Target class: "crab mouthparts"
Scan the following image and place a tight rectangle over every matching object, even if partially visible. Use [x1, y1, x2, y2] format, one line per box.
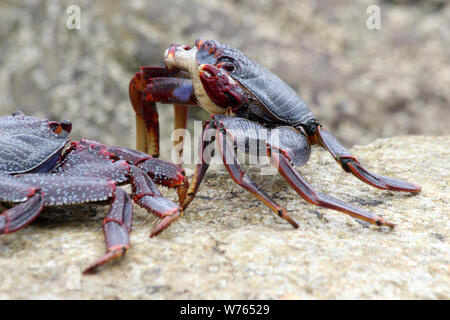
[198, 64, 227, 79]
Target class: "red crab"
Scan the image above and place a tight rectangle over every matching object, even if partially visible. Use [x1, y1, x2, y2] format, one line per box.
[0, 111, 187, 273]
[129, 39, 421, 231]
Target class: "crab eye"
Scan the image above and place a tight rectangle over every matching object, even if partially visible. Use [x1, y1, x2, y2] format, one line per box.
[219, 62, 236, 72]
[49, 120, 72, 137]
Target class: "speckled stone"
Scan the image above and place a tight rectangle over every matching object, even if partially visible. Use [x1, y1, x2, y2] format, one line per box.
[0, 136, 448, 299]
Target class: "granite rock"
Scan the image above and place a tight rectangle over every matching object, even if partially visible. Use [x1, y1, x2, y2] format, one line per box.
[0, 0, 449, 154]
[0, 136, 448, 299]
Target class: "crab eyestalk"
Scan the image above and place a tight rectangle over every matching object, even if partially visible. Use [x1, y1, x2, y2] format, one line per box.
[198, 64, 248, 112]
[49, 120, 72, 137]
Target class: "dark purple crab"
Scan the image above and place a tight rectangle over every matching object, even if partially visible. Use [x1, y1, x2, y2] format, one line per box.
[0, 111, 187, 273]
[129, 39, 421, 230]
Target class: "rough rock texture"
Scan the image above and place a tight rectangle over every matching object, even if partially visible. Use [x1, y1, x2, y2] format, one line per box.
[0, 136, 448, 299]
[0, 0, 449, 154]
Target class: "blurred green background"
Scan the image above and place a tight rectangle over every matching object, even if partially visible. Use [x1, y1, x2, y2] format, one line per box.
[0, 0, 449, 159]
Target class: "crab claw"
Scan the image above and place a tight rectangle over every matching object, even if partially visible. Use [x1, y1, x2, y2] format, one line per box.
[199, 64, 247, 111]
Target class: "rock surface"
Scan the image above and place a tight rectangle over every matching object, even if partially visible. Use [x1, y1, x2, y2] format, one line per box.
[0, 136, 448, 299]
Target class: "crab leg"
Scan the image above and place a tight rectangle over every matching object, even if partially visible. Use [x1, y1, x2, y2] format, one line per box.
[0, 178, 44, 233]
[8, 173, 136, 273]
[129, 166, 182, 237]
[83, 188, 133, 274]
[181, 121, 215, 210]
[137, 158, 189, 205]
[269, 149, 395, 229]
[313, 126, 421, 193]
[129, 67, 198, 157]
[139, 66, 172, 78]
[182, 117, 299, 227]
[104, 145, 189, 204]
[173, 105, 190, 164]
[143, 78, 196, 105]
[216, 129, 299, 228]
[130, 83, 159, 157]
[95, 143, 187, 230]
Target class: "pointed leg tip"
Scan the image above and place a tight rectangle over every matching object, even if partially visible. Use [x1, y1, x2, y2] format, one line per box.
[345, 161, 422, 194]
[82, 267, 97, 275]
[388, 181, 421, 193]
[82, 247, 127, 275]
[150, 210, 182, 238]
[83, 262, 102, 275]
[181, 198, 192, 211]
[376, 219, 395, 230]
[386, 222, 396, 230]
[277, 208, 299, 229]
[149, 226, 164, 238]
[287, 217, 299, 229]
[390, 184, 421, 194]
